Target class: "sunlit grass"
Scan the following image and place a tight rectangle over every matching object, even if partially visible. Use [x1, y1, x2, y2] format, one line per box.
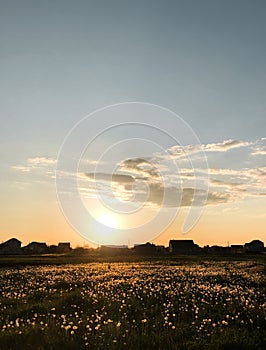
[0, 261, 265, 349]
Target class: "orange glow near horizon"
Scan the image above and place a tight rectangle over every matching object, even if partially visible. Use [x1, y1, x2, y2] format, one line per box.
[1, 195, 266, 249]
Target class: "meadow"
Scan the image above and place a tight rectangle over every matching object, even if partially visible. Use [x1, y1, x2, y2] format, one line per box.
[0, 259, 265, 349]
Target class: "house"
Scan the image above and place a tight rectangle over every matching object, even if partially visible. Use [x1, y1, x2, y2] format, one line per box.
[169, 240, 199, 254]
[0, 238, 22, 255]
[230, 245, 244, 254]
[134, 242, 157, 254]
[156, 245, 167, 253]
[48, 245, 58, 254]
[57, 242, 72, 253]
[244, 240, 264, 253]
[22, 242, 48, 255]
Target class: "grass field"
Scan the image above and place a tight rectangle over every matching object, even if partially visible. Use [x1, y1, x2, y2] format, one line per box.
[0, 257, 265, 349]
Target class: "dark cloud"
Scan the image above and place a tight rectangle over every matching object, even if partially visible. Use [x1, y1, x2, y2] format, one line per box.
[84, 170, 234, 208]
[85, 172, 135, 184]
[119, 158, 161, 179]
[145, 185, 231, 208]
[82, 139, 266, 207]
[210, 178, 244, 188]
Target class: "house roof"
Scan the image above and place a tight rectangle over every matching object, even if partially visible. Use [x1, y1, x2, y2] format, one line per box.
[245, 240, 264, 246]
[0, 238, 21, 246]
[169, 240, 196, 248]
[25, 242, 47, 247]
[134, 242, 156, 250]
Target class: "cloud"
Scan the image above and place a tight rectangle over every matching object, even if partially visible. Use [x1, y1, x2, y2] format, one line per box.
[82, 167, 233, 208]
[209, 178, 245, 189]
[203, 139, 251, 152]
[85, 172, 135, 184]
[252, 149, 266, 156]
[11, 156, 57, 184]
[251, 138, 266, 156]
[166, 139, 251, 161]
[169, 139, 246, 157]
[81, 169, 234, 208]
[13, 138, 266, 206]
[146, 186, 232, 208]
[80, 139, 266, 207]
[208, 166, 266, 182]
[27, 157, 57, 166]
[11, 165, 31, 172]
[208, 167, 266, 197]
[12, 157, 57, 172]
[118, 158, 162, 180]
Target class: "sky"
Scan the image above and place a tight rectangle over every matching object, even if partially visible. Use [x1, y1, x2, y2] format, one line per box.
[1, 0, 266, 248]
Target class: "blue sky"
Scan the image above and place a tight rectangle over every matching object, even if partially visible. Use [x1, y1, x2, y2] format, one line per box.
[1, 0, 266, 246]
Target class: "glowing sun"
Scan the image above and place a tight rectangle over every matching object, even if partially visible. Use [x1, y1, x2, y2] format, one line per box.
[97, 214, 117, 228]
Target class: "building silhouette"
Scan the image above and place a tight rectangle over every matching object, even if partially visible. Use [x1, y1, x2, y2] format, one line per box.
[0, 238, 21, 255]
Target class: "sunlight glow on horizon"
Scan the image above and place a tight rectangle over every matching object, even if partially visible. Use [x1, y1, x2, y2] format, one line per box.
[97, 213, 117, 229]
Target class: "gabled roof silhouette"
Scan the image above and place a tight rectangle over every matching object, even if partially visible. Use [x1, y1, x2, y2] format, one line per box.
[244, 239, 264, 246]
[0, 238, 21, 247]
[169, 240, 196, 247]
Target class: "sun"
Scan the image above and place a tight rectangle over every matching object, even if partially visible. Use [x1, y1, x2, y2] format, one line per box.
[97, 214, 117, 228]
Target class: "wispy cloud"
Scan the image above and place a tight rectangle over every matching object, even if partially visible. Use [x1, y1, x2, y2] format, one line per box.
[204, 139, 251, 152]
[166, 139, 251, 160]
[27, 157, 57, 166]
[85, 172, 135, 184]
[11, 156, 57, 184]
[13, 138, 266, 207]
[11, 165, 31, 172]
[12, 157, 57, 172]
[250, 138, 266, 156]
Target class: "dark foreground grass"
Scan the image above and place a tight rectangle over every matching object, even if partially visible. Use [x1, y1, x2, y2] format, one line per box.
[0, 252, 265, 268]
[0, 259, 265, 349]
